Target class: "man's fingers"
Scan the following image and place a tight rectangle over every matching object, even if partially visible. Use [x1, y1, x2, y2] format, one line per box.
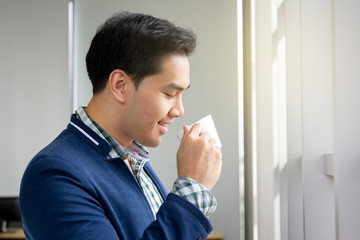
[199, 130, 212, 142]
[188, 123, 202, 136]
[208, 136, 217, 145]
[184, 123, 215, 144]
[183, 124, 190, 135]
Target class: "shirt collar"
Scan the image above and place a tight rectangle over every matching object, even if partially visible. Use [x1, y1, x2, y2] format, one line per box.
[75, 106, 150, 162]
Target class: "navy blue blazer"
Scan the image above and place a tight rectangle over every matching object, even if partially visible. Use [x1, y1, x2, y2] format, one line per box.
[19, 115, 212, 239]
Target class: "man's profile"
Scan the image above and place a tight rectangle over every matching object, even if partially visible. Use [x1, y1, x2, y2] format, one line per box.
[19, 12, 222, 239]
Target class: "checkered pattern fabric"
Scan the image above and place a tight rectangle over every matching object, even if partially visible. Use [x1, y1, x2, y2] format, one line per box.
[171, 177, 217, 217]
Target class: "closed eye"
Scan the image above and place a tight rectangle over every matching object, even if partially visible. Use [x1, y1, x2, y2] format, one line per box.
[165, 93, 175, 98]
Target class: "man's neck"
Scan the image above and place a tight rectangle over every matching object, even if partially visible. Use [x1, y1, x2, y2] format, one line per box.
[85, 95, 133, 147]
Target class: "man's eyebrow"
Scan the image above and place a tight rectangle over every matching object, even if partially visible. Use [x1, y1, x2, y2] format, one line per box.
[166, 82, 191, 91]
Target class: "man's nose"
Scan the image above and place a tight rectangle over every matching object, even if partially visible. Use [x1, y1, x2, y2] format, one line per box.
[169, 97, 184, 117]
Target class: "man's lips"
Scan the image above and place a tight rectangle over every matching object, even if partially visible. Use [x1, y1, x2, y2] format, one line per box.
[158, 120, 173, 134]
[158, 119, 173, 126]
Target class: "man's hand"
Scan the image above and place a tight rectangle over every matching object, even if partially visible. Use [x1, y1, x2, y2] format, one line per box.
[176, 123, 222, 190]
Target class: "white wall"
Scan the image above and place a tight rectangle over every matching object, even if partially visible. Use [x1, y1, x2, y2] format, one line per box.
[0, 0, 69, 196]
[244, 0, 360, 239]
[73, 0, 241, 239]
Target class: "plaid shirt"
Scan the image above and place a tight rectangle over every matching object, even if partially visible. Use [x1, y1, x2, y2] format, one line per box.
[75, 107, 216, 217]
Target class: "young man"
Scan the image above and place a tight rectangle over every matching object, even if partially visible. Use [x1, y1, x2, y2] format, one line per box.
[19, 12, 222, 239]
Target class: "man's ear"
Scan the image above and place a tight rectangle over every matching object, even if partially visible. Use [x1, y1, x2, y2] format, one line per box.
[108, 69, 132, 103]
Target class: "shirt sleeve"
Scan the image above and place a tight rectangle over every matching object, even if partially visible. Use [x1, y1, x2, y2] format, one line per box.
[170, 176, 217, 217]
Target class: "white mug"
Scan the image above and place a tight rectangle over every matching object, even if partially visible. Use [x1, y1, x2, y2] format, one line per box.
[176, 115, 222, 148]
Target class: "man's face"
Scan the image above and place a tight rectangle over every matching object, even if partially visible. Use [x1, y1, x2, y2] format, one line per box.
[122, 54, 190, 147]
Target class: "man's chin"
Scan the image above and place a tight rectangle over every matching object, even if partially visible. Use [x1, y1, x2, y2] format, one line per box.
[137, 137, 162, 148]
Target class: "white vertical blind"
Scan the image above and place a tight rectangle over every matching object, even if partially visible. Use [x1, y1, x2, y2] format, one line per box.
[285, 0, 304, 239]
[244, 0, 360, 239]
[334, 0, 360, 239]
[301, 0, 336, 239]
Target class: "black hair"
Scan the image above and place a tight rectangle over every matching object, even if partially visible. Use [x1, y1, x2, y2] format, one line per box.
[86, 12, 197, 94]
